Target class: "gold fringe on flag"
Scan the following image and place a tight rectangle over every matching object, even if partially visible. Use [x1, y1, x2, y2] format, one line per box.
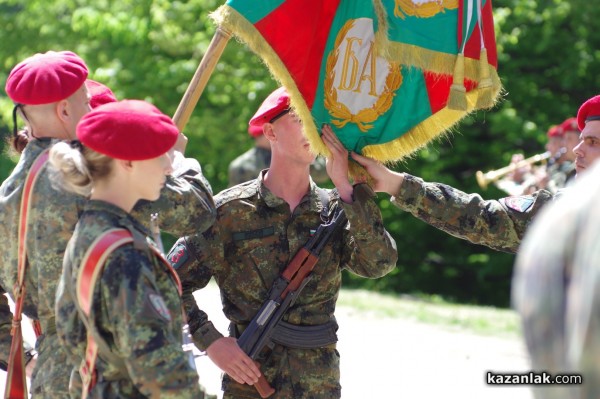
[211, 3, 503, 169]
[361, 69, 501, 163]
[211, 6, 330, 157]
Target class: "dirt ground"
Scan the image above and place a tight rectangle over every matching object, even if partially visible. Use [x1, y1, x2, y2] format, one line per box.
[1, 285, 534, 399]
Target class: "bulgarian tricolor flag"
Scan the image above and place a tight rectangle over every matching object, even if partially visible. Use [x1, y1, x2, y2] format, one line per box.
[211, 0, 501, 163]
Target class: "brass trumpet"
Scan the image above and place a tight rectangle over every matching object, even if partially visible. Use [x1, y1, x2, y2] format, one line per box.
[476, 151, 552, 190]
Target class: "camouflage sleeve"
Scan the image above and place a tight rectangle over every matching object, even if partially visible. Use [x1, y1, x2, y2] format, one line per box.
[167, 232, 223, 351]
[339, 184, 398, 278]
[391, 174, 555, 253]
[55, 269, 87, 371]
[132, 157, 216, 237]
[103, 248, 202, 398]
[0, 286, 12, 370]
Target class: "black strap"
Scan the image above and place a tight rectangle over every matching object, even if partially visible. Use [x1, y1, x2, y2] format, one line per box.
[230, 320, 338, 349]
[270, 320, 338, 349]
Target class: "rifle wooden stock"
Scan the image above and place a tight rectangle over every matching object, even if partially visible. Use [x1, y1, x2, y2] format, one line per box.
[254, 368, 276, 399]
[281, 250, 319, 297]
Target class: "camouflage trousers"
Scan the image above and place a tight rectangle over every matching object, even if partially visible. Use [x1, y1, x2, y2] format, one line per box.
[222, 344, 341, 399]
[30, 334, 70, 398]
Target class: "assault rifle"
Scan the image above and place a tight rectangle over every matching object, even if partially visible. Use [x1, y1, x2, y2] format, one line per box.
[237, 207, 348, 398]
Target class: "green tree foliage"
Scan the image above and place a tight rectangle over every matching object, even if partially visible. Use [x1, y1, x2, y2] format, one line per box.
[2, 0, 599, 306]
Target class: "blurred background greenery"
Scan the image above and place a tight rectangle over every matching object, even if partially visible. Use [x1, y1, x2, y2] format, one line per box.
[1, 0, 599, 307]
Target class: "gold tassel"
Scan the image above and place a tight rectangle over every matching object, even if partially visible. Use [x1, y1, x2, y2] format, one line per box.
[475, 48, 494, 109]
[447, 53, 467, 111]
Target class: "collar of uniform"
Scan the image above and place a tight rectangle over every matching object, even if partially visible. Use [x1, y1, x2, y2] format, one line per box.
[256, 170, 322, 212]
[21, 137, 53, 161]
[308, 179, 327, 213]
[84, 199, 151, 236]
[25, 137, 54, 152]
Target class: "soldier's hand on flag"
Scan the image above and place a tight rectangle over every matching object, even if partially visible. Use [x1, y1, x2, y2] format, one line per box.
[351, 152, 404, 196]
[206, 337, 261, 385]
[322, 124, 353, 203]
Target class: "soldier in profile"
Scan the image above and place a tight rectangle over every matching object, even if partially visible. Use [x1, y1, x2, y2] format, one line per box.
[52, 100, 212, 398]
[169, 87, 397, 398]
[227, 92, 329, 188]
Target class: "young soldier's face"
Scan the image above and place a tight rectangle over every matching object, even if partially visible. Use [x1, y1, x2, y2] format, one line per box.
[545, 136, 564, 157]
[131, 150, 174, 201]
[563, 131, 580, 162]
[271, 112, 316, 165]
[573, 120, 600, 175]
[64, 85, 92, 138]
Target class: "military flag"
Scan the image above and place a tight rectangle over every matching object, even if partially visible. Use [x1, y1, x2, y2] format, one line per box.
[211, 0, 501, 163]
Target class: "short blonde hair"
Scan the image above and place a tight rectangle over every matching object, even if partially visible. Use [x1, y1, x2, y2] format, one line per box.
[49, 141, 113, 196]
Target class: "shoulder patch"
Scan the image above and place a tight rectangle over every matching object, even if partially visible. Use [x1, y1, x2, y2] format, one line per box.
[501, 196, 535, 213]
[215, 181, 259, 208]
[148, 293, 171, 321]
[166, 242, 189, 269]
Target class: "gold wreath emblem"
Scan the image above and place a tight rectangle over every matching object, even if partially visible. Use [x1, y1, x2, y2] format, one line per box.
[324, 20, 402, 133]
[394, 0, 459, 19]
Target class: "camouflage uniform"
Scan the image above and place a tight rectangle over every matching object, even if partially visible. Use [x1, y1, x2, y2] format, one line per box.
[545, 160, 576, 194]
[228, 146, 329, 187]
[390, 173, 559, 253]
[0, 138, 215, 397]
[512, 162, 600, 399]
[168, 172, 397, 398]
[56, 200, 204, 398]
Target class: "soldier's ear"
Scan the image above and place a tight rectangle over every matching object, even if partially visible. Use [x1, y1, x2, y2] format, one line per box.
[114, 159, 133, 173]
[263, 122, 277, 142]
[55, 99, 69, 122]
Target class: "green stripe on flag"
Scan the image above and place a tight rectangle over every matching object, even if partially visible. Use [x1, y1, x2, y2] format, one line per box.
[383, 1, 459, 55]
[226, 0, 285, 24]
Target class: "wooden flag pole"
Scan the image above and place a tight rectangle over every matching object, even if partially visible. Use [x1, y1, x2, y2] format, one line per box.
[173, 26, 232, 131]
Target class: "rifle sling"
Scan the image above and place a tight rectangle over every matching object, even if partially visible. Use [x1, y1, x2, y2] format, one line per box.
[5, 149, 50, 399]
[67, 227, 183, 397]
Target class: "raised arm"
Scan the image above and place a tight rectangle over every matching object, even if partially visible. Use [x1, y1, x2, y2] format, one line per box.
[351, 152, 554, 253]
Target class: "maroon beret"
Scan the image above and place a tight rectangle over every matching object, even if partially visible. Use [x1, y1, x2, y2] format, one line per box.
[248, 124, 264, 138]
[5, 51, 88, 105]
[577, 95, 600, 130]
[558, 117, 579, 134]
[546, 125, 561, 138]
[77, 100, 179, 161]
[87, 79, 117, 109]
[249, 87, 290, 127]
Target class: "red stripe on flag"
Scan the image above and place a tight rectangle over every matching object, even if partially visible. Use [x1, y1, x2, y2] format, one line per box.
[425, 72, 477, 112]
[255, 0, 341, 108]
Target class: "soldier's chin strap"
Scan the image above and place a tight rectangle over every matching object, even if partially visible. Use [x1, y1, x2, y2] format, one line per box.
[12, 104, 20, 139]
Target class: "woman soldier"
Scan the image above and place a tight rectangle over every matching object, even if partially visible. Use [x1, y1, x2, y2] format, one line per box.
[0, 52, 214, 397]
[51, 99, 206, 398]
